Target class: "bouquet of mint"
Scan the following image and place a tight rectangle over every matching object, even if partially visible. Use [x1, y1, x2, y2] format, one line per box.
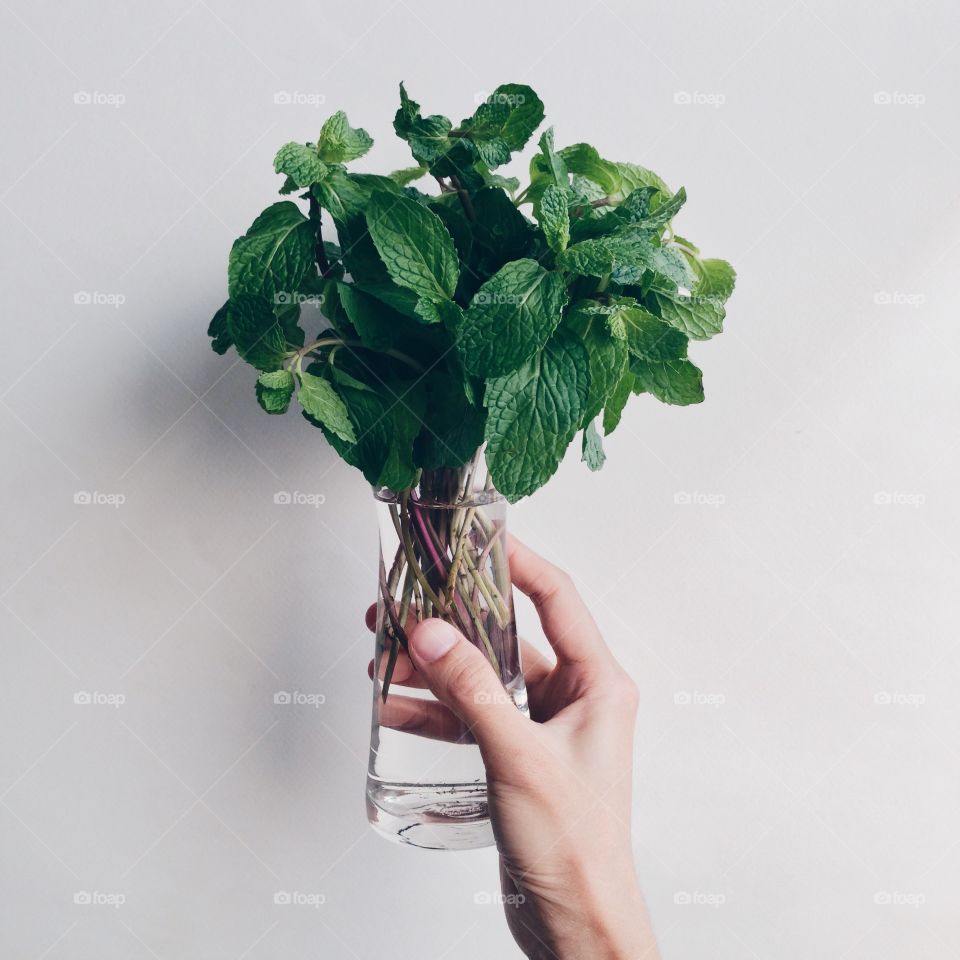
[207, 83, 734, 702]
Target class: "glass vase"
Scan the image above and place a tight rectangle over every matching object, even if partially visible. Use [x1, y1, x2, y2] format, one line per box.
[365, 452, 527, 850]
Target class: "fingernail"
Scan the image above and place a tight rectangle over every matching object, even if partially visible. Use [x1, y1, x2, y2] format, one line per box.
[411, 620, 459, 663]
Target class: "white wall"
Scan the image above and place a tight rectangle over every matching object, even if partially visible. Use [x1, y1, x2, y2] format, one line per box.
[2, 0, 959, 956]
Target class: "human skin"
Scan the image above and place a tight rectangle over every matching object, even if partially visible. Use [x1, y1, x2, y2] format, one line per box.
[366, 536, 660, 960]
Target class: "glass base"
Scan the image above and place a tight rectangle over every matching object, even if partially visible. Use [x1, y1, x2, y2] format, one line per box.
[366, 779, 496, 850]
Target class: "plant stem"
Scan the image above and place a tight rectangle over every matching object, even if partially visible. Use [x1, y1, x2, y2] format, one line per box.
[449, 175, 476, 221]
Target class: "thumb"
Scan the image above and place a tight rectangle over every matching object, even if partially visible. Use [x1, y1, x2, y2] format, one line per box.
[407, 618, 528, 761]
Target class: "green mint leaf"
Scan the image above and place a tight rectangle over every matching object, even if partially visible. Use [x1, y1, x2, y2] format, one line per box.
[695, 258, 737, 303]
[298, 371, 356, 443]
[581, 420, 606, 471]
[612, 162, 672, 204]
[313, 170, 401, 221]
[559, 235, 692, 289]
[602, 369, 635, 435]
[608, 303, 689, 360]
[457, 259, 568, 378]
[389, 164, 429, 186]
[538, 184, 570, 253]
[365, 192, 459, 303]
[278, 176, 301, 195]
[273, 143, 328, 188]
[414, 372, 486, 470]
[208, 301, 232, 354]
[224, 294, 291, 371]
[559, 143, 621, 194]
[414, 297, 463, 326]
[471, 187, 536, 268]
[557, 229, 655, 278]
[319, 382, 424, 490]
[565, 302, 628, 423]
[256, 369, 295, 414]
[228, 202, 316, 302]
[427, 139, 485, 189]
[484, 328, 590, 502]
[458, 85, 544, 167]
[650, 290, 725, 340]
[337, 283, 407, 349]
[317, 111, 373, 164]
[630, 358, 704, 405]
[536, 127, 568, 187]
[393, 83, 453, 163]
[640, 185, 686, 227]
[480, 171, 521, 193]
[351, 280, 422, 319]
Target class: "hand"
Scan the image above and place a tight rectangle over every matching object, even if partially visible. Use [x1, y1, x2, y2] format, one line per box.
[366, 536, 659, 960]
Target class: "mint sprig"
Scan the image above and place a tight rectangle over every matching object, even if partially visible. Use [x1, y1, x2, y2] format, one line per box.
[207, 85, 736, 502]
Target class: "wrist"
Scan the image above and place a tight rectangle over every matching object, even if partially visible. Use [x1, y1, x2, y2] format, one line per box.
[540, 869, 658, 960]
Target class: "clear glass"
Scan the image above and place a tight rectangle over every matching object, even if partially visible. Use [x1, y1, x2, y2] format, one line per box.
[365, 453, 528, 850]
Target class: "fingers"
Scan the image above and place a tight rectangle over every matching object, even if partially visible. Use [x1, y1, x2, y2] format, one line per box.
[507, 536, 613, 669]
[405, 619, 531, 763]
[378, 694, 474, 744]
[368, 638, 553, 691]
